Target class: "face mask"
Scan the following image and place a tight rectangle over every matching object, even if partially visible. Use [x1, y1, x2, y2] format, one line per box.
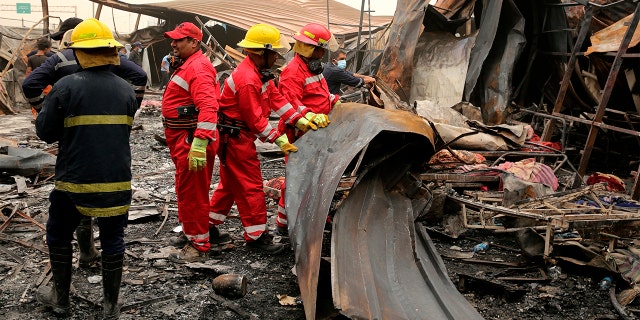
[137, 48, 143, 53]
[336, 59, 346, 69]
[260, 70, 275, 83]
[308, 59, 324, 74]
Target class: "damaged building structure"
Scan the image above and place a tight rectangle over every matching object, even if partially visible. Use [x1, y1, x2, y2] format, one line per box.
[2, 0, 640, 319]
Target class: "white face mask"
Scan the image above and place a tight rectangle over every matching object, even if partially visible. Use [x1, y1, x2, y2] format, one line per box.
[137, 48, 143, 53]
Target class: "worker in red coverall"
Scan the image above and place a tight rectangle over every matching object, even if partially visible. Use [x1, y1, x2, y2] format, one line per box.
[161, 22, 225, 263]
[209, 24, 319, 254]
[276, 23, 340, 234]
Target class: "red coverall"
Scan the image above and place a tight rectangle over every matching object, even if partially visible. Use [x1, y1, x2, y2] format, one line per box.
[162, 50, 220, 252]
[209, 57, 303, 241]
[276, 54, 340, 229]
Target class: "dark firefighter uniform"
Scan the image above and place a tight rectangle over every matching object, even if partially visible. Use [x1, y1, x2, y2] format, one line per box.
[35, 68, 137, 255]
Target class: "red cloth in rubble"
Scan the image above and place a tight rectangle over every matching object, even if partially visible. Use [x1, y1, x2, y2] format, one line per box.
[586, 172, 626, 192]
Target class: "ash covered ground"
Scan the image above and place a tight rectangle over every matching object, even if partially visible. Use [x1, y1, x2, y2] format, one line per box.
[0, 100, 630, 320]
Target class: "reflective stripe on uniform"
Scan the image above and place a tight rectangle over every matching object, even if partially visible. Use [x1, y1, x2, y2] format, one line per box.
[64, 115, 133, 128]
[304, 74, 324, 86]
[226, 75, 236, 94]
[282, 112, 298, 126]
[276, 215, 288, 226]
[276, 205, 287, 226]
[54, 52, 78, 70]
[186, 232, 209, 243]
[76, 204, 130, 217]
[197, 122, 217, 131]
[272, 102, 294, 117]
[209, 212, 227, 222]
[55, 180, 131, 193]
[245, 224, 266, 240]
[28, 93, 45, 103]
[171, 75, 189, 91]
[259, 123, 277, 141]
[261, 82, 268, 94]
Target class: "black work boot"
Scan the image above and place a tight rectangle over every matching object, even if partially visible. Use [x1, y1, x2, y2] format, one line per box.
[169, 232, 189, 248]
[76, 217, 101, 268]
[37, 246, 73, 315]
[246, 232, 284, 254]
[210, 225, 232, 245]
[102, 253, 124, 320]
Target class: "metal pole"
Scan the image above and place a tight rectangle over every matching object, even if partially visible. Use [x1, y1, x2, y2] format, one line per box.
[41, 0, 49, 35]
[367, 0, 372, 74]
[326, 0, 331, 62]
[354, 0, 366, 71]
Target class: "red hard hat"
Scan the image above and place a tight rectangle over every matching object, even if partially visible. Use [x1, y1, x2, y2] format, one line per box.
[293, 23, 332, 48]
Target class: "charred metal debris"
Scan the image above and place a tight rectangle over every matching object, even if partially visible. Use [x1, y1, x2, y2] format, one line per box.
[2, 0, 640, 319]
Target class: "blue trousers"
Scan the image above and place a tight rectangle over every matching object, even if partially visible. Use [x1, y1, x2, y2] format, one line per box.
[46, 190, 128, 255]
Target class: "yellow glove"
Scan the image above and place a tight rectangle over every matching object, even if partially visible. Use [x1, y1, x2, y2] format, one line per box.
[305, 112, 331, 128]
[274, 134, 298, 155]
[333, 100, 342, 107]
[188, 137, 208, 171]
[295, 116, 317, 133]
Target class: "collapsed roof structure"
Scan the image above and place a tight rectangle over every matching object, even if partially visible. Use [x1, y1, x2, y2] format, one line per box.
[378, 0, 640, 194]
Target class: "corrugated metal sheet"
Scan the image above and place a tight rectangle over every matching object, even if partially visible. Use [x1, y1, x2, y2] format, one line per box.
[90, 0, 392, 38]
[286, 103, 482, 319]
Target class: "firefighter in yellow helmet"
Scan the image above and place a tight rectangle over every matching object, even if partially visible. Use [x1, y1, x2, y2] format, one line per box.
[209, 23, 319, 254]
[35, 18, 136, 319]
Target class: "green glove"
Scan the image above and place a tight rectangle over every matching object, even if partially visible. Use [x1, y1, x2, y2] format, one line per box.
[188, 137, 208, 171]
[295, 116, 317, 133]
[274, 134, 298, 155]
[305, 112, 330, 128]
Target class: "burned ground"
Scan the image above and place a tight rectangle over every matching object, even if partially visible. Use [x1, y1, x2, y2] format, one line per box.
[0, 101, 634, 320]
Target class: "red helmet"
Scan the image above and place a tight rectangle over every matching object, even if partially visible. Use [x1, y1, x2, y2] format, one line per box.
[293, 23, 332, 48]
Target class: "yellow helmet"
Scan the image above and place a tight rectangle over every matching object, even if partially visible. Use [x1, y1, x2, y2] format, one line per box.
[69, 18, 123, 49]
[237, 23, 285, 50]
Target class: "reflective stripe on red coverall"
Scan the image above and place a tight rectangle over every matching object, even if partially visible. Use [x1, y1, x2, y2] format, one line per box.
[209, 57, 302, 240]
[276, 54, 339, 228]
[162, 50, 219, 251]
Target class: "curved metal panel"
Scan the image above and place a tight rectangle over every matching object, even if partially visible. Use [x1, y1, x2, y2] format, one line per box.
[287, 103, 480, 319]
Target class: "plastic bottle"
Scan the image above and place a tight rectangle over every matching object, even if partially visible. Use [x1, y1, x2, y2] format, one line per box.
[547, 266, 562, 280]
[472, 242, 489, 253]
[599, 276, 613, 291]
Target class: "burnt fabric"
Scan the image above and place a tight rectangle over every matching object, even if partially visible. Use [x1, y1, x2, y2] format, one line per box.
[210, 57, 303, 240]
[162, 49, 220, 252]
[36, 68, 137, 217]
[495, 158, 558, 191]
[428, 149, 486, 169]
[586, 172, 626, 192]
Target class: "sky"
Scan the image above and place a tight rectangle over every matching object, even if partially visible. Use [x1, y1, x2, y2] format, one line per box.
[0, 0, 398, 34]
